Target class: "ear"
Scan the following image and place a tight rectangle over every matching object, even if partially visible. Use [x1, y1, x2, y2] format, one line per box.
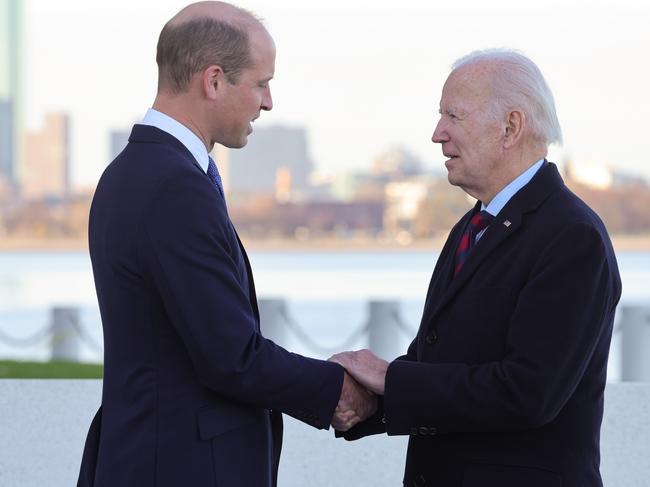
[202, 65, 227, 101]
[503, 109, 525, 149]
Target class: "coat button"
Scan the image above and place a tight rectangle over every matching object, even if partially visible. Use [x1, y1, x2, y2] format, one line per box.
[418, 426, 429, 435]
[429, 427, 437, 435]
[425, 331, 438, 345]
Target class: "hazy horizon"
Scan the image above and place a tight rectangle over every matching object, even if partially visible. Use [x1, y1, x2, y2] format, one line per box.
[20, 0, 650, 188]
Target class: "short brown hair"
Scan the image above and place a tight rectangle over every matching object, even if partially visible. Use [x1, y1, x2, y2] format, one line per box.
[156, 17, 252, 93]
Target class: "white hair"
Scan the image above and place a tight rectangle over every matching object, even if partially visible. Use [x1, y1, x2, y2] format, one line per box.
[452, 48, 563, 147]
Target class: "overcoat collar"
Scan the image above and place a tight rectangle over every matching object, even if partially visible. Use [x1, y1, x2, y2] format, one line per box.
[418, 162, 565, 338]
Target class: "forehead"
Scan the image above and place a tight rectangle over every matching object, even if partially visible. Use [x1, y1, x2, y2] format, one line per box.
[440, 63, 493, 110]
[248, 27, 276, 67]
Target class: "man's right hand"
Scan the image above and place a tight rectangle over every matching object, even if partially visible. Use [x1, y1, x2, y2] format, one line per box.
[331, 371, 377, 431]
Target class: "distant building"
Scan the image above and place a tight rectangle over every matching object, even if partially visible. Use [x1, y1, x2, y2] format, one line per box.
[371, 145, 423, 180]
[225, 125, 313, 196]
[330, 172, 363, 202]
[0, 0, 25, 187]
[22, 113, 71, 201]
[330, 171, 385, 203]
[384, 177, 431, 235]
[230, 199, 385, 237]
[109, 129, 131, 161]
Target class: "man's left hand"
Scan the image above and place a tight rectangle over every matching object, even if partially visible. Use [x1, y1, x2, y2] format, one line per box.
[329, 349, 389, 395]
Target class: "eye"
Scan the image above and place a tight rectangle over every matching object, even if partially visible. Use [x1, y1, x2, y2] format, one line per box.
[439, 109, 459, 121]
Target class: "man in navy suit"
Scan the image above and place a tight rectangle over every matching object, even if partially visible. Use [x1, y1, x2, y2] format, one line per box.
[331, 49, 622, 486]
[77, 2, 375, 486]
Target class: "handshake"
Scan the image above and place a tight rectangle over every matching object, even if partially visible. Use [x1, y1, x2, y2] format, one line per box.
[328, 349, 389, 432]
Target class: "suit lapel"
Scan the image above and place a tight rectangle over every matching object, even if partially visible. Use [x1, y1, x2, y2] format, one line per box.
[129, 123, 261, 328]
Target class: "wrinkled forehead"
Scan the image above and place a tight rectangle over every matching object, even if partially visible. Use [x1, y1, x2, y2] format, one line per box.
[440, 63, 495, 110]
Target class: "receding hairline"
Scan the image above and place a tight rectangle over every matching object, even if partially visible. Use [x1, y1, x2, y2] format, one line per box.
[447, 48, 563, 146]
[166, 1, 265, 33]
[449, 58, 506, 87]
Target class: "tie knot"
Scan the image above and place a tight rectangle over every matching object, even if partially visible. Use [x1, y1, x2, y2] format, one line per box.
[469, 210, 494, 233]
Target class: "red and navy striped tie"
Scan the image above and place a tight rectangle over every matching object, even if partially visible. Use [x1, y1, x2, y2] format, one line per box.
[454, 210, 494, 277]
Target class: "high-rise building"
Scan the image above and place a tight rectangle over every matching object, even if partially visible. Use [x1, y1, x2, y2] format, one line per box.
[225, 125, 313, 195]
[0, 0, 24, 188]
[22, 113, 71, 201]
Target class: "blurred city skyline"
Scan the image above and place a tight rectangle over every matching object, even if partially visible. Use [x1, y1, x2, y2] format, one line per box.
[14, 0, 650, 189]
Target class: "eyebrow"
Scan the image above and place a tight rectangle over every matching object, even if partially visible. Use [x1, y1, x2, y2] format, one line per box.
[442, 106, 468, 117]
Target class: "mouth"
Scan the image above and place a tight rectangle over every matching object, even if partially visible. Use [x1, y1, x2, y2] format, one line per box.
[443, 153, 459, 171]
[444, 154, 459, 164]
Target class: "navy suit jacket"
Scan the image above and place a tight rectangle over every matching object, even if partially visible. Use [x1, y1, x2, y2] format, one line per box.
[77, 125, 343, 487]
[342, 163, 622, 487]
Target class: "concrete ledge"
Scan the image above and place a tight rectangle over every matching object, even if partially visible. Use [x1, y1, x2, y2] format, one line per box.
[0, 380, 648, 486]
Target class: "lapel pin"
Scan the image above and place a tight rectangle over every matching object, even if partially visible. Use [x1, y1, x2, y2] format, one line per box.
[503, 220, 511, 227]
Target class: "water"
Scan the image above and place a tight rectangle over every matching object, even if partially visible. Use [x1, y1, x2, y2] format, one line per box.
[1, 250, 648, 380]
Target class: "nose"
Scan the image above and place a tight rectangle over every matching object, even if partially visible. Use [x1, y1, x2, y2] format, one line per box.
[261, 86, 273, 112]
[431, 118, 448, 144]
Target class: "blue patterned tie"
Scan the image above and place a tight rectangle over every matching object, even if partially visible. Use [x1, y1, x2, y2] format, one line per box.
[206, 156, 225, 198]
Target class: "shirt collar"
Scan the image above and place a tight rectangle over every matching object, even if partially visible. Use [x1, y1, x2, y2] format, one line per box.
[481, 158, 545, 216]
[141, 108, 210, 174]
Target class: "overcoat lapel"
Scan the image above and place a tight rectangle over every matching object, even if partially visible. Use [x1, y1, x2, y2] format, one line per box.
[441, 209, 523, 302]
[417, 162, 564, 341]
[419, 205, 476, 322]
[415, 206, 475, 356]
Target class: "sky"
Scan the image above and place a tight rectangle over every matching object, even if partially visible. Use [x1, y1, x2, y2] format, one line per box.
[22, 0, 650, 188]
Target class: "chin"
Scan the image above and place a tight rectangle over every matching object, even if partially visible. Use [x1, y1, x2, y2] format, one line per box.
[238, 132, 250, 148]
[223, 137, 248, 149]
[447, 173, 462, 188]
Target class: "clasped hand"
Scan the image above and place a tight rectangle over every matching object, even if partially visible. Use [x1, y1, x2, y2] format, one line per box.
[328, 349, 389, 431]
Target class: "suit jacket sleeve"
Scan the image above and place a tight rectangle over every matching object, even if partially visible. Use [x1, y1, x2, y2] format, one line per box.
[383, 222, 619, 436]
[141, 172, 342, 429]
